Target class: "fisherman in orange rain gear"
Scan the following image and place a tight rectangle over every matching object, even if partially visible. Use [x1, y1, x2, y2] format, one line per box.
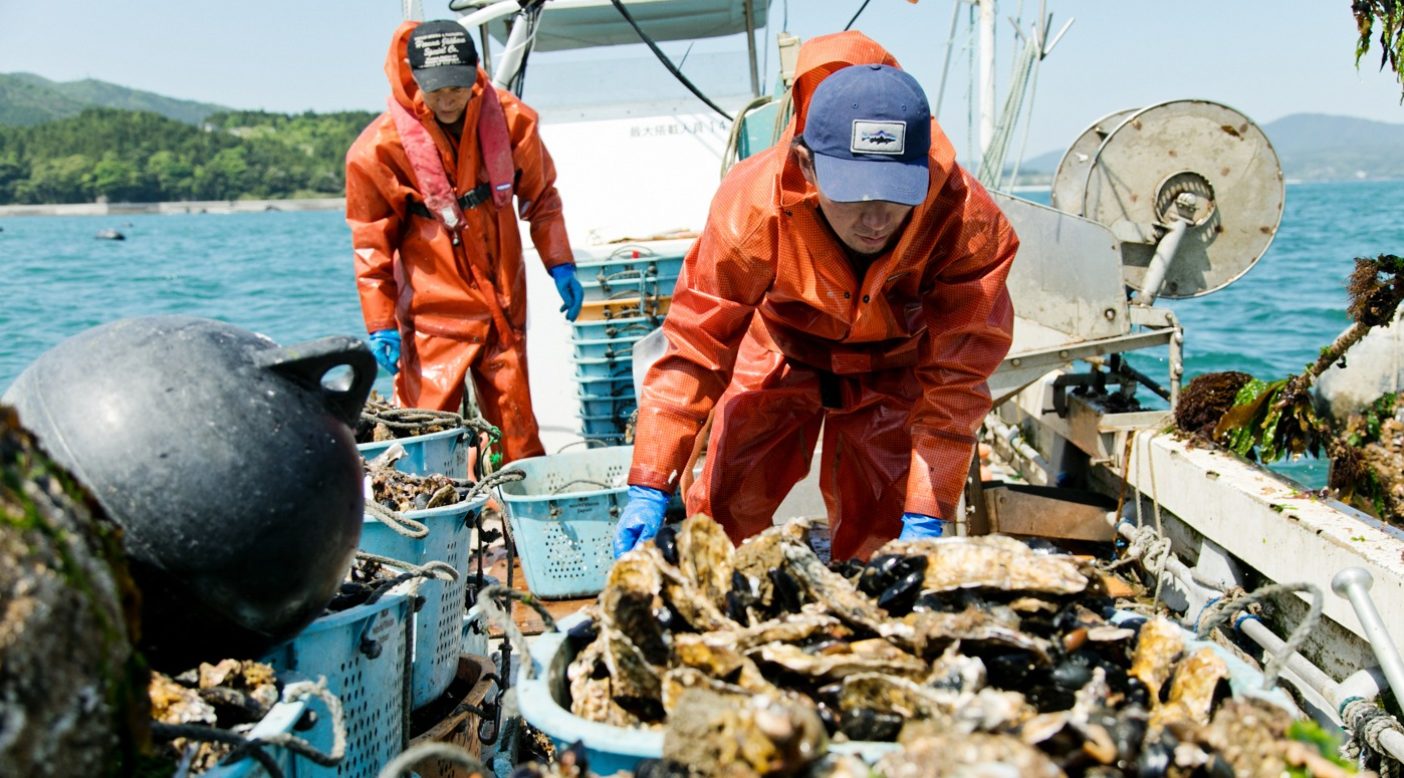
[346, 20, 582, 462]
[613, 32, 1019, 562]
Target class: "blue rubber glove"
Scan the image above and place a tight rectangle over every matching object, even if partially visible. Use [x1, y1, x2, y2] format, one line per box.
[898, 511, 949, 540]
[613, 485, 670, 558]
[367, 329, 401, 376]
[549, 263, 584, 322]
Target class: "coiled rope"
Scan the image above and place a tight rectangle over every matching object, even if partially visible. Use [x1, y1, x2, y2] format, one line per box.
[1341, 697, 1404, 776]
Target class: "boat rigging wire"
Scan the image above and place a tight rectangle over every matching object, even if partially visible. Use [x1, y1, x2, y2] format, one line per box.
[608, 0, 734, 121]
[843, 0, 873, 31]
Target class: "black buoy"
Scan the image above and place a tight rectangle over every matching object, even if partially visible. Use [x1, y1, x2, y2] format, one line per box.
[3, 316, 376, 669]
[95, 228, 125, 240]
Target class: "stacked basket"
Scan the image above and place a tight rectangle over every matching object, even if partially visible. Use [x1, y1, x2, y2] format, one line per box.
[571, 246, 685, 445]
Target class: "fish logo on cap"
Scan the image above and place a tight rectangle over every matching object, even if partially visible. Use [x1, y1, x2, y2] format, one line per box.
[851, 120, 906, 155]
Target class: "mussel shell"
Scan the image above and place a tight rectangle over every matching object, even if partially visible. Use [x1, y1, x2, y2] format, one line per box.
[876, 570, 924, 616]
[566, 617, 599, 651]
[838, 708, 904, 741]
[857, 554, 905, 596]
[815, 703, 841, 735]
[768, 568, 804, 614]
[654, 523, 680, 565]
[827, 558, 865, 579]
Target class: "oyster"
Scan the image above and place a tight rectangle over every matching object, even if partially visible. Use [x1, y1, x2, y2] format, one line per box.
[600, 552, 667, 701]
[675, 514, 736, 610]
[663, 689, 828, 778]
[880, 535, 1088, 595]
[749, 638, 928, 681]
[876, 732, 1065, 777]
[1149, 646, 1229, 729]
[780, 539, 917, 649]
[1128, 616, 1184, 704]
[903, 605, 1053, 664]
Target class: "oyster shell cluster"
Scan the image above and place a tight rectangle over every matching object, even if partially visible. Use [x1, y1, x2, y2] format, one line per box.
[365, 461, 469, 512]
[149, 659, 282, 773]
[561, 516, 1351, 777]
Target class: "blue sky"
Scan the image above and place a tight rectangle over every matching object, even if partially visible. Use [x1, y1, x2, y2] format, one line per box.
[2, 0, 1401, 160]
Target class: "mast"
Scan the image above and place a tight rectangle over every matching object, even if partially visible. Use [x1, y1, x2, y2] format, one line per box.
[978, 0, 996, 155]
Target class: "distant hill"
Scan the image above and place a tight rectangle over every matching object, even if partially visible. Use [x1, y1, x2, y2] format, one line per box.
[0, 73, 227, 126]
[1014, 113, 1404, 183]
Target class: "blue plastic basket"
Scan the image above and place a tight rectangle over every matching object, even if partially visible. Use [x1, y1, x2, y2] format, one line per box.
[572, 335, 644, 361]
[577, 253, 684, 293]
[577, 393, 636, 419]
[573, 355, 634, 382]
[579, 414, 630, 438]
[201, 677, 311, 778]
[570, 315, 660, 342]
[262, 592, 412, 778]
[497, 446, 632, 599]
[359, 495, 486, 710]
[357, 426, 469, 478]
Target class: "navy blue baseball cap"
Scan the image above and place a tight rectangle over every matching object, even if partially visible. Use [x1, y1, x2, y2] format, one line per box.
[802, 64, 932, 206]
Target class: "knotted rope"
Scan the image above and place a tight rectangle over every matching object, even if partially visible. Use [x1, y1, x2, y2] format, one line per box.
[376, 741, 490, 778]
[1195, 581, 1323, 690]
[1341, 697, 1404, 777]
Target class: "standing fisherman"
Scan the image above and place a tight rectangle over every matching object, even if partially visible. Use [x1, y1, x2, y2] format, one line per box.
[347, 20, 583, 461]
[615, 32, 1018, 561]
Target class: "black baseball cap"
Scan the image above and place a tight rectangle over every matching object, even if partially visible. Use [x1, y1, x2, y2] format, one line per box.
[407, 20, 479, 93]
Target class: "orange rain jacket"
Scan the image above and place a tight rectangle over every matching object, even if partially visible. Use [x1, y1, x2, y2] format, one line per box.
[346, 21, 572, 460]
[629, 32, 1018, 560]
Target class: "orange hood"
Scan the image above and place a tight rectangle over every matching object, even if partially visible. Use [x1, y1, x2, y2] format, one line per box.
[787, 31, 901, 136]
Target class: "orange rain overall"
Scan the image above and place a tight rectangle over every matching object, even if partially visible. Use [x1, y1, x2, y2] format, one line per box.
[347, 21, 573, 462]
[629, 32, 1019, 561]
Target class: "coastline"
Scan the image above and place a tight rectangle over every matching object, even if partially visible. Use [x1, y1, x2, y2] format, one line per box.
[0, 197, 345, 218]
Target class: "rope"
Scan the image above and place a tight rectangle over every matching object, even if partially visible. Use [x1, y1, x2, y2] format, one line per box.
[152, 677, 348, 775]
[252, 678, 347, 767]
[462, 467, 525, 503]
[1341, 697, 1404, 776]
[475, 584, 556, 682]
[364, 501, 429, 538]
[151, 723, 283, 778]
[1196, 582, 1323, 690]
[376, 741, 490, 778]
[361, 406, 466, 433]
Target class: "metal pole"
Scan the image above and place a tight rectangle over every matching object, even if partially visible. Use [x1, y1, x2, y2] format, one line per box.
[491, 11, 534, 90]
[479, 25, 494, 76]
[1333, 568, 1404, 703]
[743, 0, 761, 98]
[978, 0, 996, 155]
[401, 0, 423, 21]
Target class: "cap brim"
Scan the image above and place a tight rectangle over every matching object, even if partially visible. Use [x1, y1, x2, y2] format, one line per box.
[413, 65, 475, 93]
[812, 153, 929, 206]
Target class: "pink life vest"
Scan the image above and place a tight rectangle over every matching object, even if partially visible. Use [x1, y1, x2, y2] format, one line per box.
[388, 85, 517, 345]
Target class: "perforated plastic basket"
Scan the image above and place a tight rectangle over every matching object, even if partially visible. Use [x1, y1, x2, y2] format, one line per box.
[201, 677, 311, 778]
[572, 335, 644, 361]
[359, 495, 486, 710]
[571, 315, 660, 342]
[579, 413, 630, 438]
[497, 446, 631, 599]
[577, 296, 671, 322]
[357, 426, 469, 478]
[573, 355, 634, 382]
[577, 253, 684, 293]
[577, 393, 636, 419]
[262, 592, 412, 778]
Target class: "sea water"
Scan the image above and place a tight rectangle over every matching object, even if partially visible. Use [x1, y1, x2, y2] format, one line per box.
[2, 179, 1402, 487]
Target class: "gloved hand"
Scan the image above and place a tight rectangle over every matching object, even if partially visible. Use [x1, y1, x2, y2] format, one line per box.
[898, 511, 949, 540]
[550, 263, 584, 322]
[612, 485, 670, 558]
[367, 329, 401, 376]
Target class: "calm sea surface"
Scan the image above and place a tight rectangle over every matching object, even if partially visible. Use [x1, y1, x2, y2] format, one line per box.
[3, 179, 1402, 486]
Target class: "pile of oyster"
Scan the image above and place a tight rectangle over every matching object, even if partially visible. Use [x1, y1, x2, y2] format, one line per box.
[149, 659, 282, 773]
[561, 516, 1351, 777]
[365, 461, 471, 512]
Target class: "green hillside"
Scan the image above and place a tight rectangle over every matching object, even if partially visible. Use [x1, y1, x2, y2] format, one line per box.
[0, 72, 227, 126]
[0, 107, 377, 204]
